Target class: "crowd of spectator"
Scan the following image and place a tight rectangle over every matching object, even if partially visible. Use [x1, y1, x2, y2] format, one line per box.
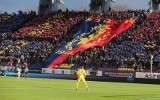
[64, 10, 160, 72]
[0, 11, 88, 69]
[0, 11, 36, 42]
[0, 40, 53, 68]
[11, 11, 87, 40]
[0, 10, 159, 72]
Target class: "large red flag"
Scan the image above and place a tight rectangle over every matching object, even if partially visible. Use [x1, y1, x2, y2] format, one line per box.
[47, 18, 135, 68]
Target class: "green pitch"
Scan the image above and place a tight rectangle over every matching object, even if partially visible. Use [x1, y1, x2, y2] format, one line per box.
[0, 76, 160, 100]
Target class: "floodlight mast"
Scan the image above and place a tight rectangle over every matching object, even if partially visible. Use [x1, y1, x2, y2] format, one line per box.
[90, 0, 116, 14]
[149, 0, 160, 12]
[39, 0, 116, 15]
[39, 0, 65, 15]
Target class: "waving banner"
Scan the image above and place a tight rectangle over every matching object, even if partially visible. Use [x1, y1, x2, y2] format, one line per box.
[46, 17, 135, 68]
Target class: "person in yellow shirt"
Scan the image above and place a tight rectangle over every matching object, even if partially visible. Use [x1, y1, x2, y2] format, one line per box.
[76, 65, 89, 91]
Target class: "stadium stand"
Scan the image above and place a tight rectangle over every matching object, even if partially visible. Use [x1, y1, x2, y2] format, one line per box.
[11, 11, 86, 39]
[0, 10, 159, 73]
[64, 10, 159, 71]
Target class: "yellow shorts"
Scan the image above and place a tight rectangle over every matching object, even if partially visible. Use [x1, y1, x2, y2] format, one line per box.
[77, 76, 85, 83]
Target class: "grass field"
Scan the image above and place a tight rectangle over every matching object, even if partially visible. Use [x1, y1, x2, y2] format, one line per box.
[0, 76, 160, 100]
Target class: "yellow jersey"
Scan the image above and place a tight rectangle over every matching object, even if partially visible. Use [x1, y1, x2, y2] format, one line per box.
[77, 68, 86, 78]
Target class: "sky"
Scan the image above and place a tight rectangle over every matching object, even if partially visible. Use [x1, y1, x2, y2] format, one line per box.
[0, 0, 150, 13]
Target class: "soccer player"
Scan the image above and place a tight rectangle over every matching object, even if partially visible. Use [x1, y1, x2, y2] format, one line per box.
[76, 65, 89, 91]
[17, 67, 21, 79]
[24, 66, 29, 78]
